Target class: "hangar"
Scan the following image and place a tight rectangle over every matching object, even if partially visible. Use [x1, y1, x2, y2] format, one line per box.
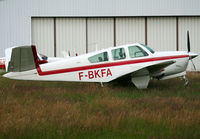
[0, 0, 200, 70]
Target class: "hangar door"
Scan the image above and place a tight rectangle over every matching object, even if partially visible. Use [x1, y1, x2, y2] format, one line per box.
[116, 17, 145, 45]
[31, 18, 115, 57]
[147, 17, 176, 51]
[179, 17, 200, 71]
[32, 18, 87, 57]
[31, 17, 200, 71]
[87, 18, 114, 52]
[56, 18, 86, 57]
[31, 18, 54, 57]
[31, 17, 146, 57]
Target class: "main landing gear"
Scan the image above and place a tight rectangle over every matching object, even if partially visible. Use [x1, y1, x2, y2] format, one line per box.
[181, 75, 188, 86]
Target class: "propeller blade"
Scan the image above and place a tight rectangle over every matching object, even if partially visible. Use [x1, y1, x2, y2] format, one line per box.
[187, 31, 191, 52]
[187, 31, 198, 71]
[191, 59, 196, 71]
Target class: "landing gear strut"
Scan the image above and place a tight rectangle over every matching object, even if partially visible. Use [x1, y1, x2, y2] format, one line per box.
[181, 75, 188, 86]
[100, 82, 104, 87]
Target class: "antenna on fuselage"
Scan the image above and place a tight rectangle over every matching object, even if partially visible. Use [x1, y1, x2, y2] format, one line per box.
[61, 50, 70, 58]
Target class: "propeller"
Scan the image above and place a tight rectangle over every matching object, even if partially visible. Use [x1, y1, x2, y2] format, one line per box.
[187, 31, 190, 53]
[191, 58, 196, 71]
[187, 30, 196, 71]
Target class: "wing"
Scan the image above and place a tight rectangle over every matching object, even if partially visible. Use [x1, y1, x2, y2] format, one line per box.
[112, 60, 175, 89]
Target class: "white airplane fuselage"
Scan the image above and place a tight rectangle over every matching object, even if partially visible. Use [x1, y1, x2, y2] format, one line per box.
[4, 43, 194, 87]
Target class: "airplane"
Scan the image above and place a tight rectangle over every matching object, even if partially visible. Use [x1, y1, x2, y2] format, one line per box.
[3, 31, 198, 89]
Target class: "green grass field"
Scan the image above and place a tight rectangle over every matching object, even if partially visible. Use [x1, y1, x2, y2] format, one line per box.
[0, 72, 200, 139]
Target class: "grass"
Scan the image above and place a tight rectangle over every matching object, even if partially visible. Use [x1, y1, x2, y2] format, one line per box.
[0, 72, 200, 138]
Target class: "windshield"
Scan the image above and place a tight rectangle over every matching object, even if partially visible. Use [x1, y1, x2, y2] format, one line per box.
[140, 44, 155, 54]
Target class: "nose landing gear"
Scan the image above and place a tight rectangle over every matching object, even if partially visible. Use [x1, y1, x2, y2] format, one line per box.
[181, 75, 188, 86]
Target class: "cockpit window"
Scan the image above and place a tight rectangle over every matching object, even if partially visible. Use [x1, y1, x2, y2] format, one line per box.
[140, 44, 155, 54]
[128, 46, 148, 58]
[88, 52, 108, 63]
[111, 48, 126, 60]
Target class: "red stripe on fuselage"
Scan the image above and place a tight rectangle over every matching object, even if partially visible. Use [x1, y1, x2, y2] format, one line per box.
[33, 52, 189, 76]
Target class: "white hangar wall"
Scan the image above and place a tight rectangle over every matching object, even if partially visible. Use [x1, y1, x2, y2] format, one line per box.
[1, 0, 200, 55]
[1, 0, 200, 70]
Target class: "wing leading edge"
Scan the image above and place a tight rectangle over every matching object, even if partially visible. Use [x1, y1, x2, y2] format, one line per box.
[114, 60, 175, 89]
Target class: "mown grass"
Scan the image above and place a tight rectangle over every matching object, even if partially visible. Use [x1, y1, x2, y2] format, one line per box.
[0, 72, 200, 138]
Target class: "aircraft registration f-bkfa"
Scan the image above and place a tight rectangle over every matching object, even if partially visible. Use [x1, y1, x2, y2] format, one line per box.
[3, 31, 198, 89]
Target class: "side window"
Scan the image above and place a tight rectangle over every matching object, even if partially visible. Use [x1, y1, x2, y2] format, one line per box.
[128, 46, 148, 58]
[88, 52, 109, 63]
[111, 48, 126, 60]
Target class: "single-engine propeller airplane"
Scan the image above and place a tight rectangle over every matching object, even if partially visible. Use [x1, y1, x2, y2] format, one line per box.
[3, 31, 198, 89]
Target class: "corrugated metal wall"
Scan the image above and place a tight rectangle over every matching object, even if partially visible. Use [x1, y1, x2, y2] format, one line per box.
[31, 18, 54, 57]
[179, 17, 200, 71]
[1, 0, 200, 58]
[116, 17, 145, 45]
[56, 18, 86, 56]
[87, 18, 114, 52]
[31, 17, 200, 71]
[147, 17, 176, 51]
